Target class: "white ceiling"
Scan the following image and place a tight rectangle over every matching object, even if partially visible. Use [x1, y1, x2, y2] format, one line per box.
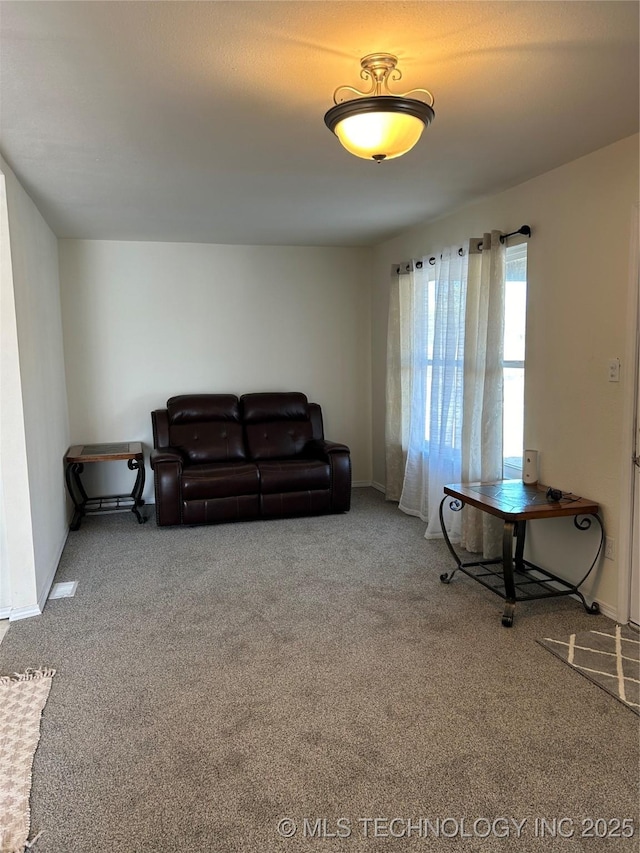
[1, 1, 638, 247]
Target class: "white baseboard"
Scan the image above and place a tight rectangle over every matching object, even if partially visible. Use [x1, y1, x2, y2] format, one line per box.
[352, 482, 388, 494]
[593, 599, 618, 622]
[4, 528, 69, 623]
[37, 528, 69, 614]
[565, 593, 618, 623]
[351, 481, 386, 493]
[9, 604, 42, 622]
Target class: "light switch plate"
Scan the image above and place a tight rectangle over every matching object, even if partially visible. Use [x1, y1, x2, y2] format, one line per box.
[608, 358, 620, 382]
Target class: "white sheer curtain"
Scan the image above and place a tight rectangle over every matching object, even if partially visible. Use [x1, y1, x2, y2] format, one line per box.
[385, 264, 410, 501]
[461, 231, 506, 557]
[385, 231, 507, 552]
[389, 248, 467, 541]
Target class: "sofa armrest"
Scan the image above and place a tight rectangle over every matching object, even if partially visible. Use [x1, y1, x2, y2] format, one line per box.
[150, 448, 184, 468]
[152, 409, 170, 448]
[305, 439, 351, 512]
[150, 448, 184, 526]
[305, 439, 350, 459]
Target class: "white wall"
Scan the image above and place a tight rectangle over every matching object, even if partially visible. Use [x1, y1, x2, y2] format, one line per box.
[0, 157, 70, 617]
[0, 174, 35, 616]
[58, 240, 372, 500]
[371, 134, 639, 614]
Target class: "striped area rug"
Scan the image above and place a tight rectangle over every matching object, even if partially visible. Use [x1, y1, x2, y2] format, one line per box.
[538, 625, 639, 715]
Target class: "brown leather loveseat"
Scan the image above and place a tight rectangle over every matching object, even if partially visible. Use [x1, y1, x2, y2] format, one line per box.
[150, 392, 351, 526]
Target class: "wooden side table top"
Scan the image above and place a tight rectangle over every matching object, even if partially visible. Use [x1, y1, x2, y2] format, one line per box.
[443, 480, 599, 522]
[65, 442, 143, 464]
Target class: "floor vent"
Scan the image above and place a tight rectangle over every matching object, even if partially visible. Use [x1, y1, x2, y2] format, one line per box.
[49, 581, 78, 600]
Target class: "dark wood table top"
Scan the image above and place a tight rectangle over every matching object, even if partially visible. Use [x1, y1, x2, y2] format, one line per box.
[65, 442, 143, 464]
[443, 480, 599, 521]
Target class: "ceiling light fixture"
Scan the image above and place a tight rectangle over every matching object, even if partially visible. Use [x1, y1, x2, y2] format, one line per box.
[324, 53, 435, 162]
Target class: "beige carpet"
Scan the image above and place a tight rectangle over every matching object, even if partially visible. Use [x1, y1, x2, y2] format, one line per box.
[538, 625, 639, 715]
[0, 669, 55, 853]
[2, 490, 638, 852]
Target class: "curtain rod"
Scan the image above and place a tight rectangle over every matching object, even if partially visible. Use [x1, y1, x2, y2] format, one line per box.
[394, 225, 532, 273]
[430, 224, 531, 264]
[503, 224, 531, 241]
[477, 224, 531, 252]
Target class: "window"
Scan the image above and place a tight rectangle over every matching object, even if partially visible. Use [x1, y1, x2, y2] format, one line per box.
[398, 242, 528, 471]
[420, 265, 465, 448]
[503, 243, 528, 477]
[390, 237, 529, 533]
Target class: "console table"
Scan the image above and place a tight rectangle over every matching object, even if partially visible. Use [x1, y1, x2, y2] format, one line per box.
[65, 442, 146, 530]
[439, 480, 604, 627]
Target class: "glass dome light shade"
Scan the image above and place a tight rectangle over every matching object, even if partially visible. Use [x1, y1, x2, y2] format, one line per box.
[325, 96, 435, 161]
[335, 112, 424, 160]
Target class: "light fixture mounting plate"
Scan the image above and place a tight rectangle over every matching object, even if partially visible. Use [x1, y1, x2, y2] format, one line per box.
[359, 53, 399, 84]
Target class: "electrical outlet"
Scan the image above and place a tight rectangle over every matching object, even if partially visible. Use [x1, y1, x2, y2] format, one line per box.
[604, 538, 616, 560]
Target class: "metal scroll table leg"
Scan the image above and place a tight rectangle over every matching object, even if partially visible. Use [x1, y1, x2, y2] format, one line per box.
[501, 521, 518, 627]
[571, 514, 603, 615]
[439, 495, 464, 583]
[128, 456, 146, 524]
[65, 462, 87, 531]
[514, 520, 527, 573]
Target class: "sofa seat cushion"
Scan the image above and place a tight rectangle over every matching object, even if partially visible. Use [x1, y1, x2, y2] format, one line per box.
[256, 459, 330, 494]
[183, 495, 260, 525]
[182, 462, 259, 501]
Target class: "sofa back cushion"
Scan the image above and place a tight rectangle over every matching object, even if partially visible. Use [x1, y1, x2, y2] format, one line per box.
[241, 392, 313, 460]
[167, 394, 246, 463]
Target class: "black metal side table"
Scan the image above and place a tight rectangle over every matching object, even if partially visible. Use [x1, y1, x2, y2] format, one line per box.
[439, 480, 604, 627]
[64, 442, 146, 530]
